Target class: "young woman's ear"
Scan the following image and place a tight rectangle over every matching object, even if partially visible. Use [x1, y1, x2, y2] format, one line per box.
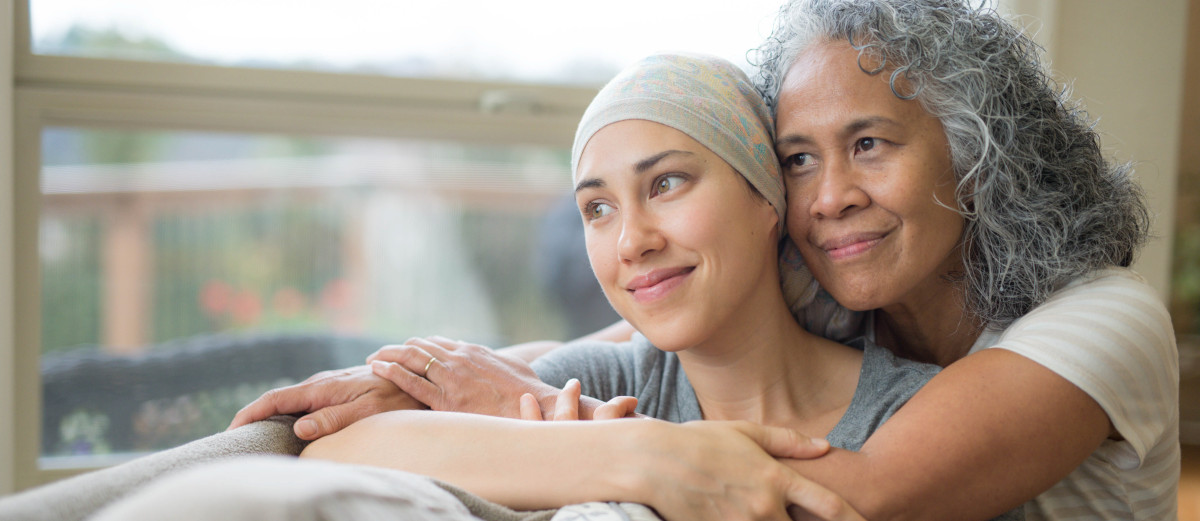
[761, 201, 781, 237]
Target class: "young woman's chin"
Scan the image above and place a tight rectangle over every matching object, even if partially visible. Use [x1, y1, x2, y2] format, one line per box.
[624, 313, 710, 353]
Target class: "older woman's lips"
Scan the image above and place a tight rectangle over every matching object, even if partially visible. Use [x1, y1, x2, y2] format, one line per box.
[627, 267, 695, 303]
[819, 233, 886, 261]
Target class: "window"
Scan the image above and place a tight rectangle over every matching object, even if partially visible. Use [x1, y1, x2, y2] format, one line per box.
[29, 0, 783, 85]
[38, 128, 577, 462]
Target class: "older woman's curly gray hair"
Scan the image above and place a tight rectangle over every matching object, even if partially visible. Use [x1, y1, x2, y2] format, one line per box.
[752, 0, 1151, 327]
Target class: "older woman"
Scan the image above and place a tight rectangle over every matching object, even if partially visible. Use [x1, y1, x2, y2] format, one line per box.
[751, 0, 1178, 519]
[232, 1, 1178, 519]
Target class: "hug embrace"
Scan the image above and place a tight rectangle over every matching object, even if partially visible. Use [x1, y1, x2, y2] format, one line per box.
[75, 0, 1183, 520]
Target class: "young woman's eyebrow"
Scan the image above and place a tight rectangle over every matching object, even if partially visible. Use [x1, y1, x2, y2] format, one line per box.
[575, 177, 604, 193]
[575, 149, 696, 193]
[634, 149, 694, 174]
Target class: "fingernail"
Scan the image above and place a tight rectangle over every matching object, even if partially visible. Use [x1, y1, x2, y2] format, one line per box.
[370, 360, 387, 372]
[296, 419, 317, 438]
[811, 437, 830, 448]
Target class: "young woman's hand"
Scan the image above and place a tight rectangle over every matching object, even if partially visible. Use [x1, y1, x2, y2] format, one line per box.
[626, 421, 862, 521]
[228, 364, 424, 440]
[368, 336, 565, 419]
[518, 379, 639, 421]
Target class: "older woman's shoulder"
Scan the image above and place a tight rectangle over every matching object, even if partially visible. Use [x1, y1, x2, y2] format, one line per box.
[978, 266, 1177, 465]
[1053, 266, 1161, 299]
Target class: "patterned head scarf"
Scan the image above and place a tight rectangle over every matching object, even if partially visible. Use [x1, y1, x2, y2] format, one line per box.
[570, 52, 849, 327]
[571, 53, 785, 232]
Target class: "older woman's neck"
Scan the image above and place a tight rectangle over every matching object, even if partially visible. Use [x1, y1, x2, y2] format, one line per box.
[875, 286, 983, 367]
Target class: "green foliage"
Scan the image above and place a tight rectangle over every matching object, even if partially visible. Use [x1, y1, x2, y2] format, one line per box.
[40, 219, 103, 355]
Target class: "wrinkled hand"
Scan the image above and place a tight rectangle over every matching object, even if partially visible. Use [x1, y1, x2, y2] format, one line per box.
[518, 379, 639, 421]
[228, 365, 424, 440]
[629, 421, 862, 521]
[368, 336, 561, 419]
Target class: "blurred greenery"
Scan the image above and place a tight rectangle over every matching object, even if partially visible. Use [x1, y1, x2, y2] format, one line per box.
[1173, 176, 1200, 334]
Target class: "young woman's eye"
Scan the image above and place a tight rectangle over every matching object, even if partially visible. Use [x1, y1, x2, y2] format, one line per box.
[652, 175, 685, 196]
[854, 137, 877, 154]
[584, 202, 614, 221]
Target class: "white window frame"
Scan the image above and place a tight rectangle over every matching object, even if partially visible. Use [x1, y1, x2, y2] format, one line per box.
[5, 0, 598, 491]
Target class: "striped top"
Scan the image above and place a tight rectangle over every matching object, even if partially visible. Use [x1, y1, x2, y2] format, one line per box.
[970, 268, 1180, 520]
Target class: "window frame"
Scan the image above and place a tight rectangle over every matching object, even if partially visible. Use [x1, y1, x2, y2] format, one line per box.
[8, 0, 597, 490]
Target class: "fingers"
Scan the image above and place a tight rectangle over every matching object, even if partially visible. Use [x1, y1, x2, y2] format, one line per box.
[228, 385, 314, 430]
[292, 401, 366, 441]
[552, 379, 582, 421]
[734, 422, 830, 460]
[371, 360, 439, 405]
[371, 343, 439, 379]
[519, 393, 544, 421]
[594, 396, 639, 420]
[783, 478, 863, 521]
[424, 335, 480, 353]
[368, 337, 480, 374]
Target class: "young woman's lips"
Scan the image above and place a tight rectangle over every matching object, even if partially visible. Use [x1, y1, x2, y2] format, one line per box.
[819, 233, 886, 261]
[626, 267, 695, 303]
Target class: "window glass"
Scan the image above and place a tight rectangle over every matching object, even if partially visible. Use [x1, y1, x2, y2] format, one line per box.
[39, 128, 619, 463]
[30, 0, 785, 85]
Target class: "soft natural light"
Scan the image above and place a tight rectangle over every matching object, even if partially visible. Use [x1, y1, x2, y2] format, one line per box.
[31, 0, 787, 84]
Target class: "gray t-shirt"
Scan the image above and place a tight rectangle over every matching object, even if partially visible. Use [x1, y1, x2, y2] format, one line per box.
[531, 333, 1022, 520]
[531, 333, 936, 451]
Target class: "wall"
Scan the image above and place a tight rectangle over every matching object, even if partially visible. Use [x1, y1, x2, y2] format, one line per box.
[1001, 0, 1187, 299]
[1051, 0, 1186, 297]
[1, 0, 16, 496]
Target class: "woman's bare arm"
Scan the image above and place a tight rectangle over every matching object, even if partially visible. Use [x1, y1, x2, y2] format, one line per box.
[300, 410, 859, 521]
[229, 321, 636, 438]
[784, 349, 1110, 520]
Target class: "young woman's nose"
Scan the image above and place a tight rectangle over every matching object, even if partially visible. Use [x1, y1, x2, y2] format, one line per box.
[617, 209, 666, 262]
[809, 159, 870, 219]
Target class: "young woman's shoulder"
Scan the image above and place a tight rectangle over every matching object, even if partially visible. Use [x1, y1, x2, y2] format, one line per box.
[531, 334, 699, 421]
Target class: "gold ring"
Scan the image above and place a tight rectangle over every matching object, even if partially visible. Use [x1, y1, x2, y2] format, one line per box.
[423, 357, 438, 376]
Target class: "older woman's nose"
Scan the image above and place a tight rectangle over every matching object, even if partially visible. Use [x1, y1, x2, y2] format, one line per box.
[809, 163, 870, 219]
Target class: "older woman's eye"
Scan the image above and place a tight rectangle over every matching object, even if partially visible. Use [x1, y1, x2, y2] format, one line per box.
[855, 137, 877, 153]
[585, 202, 614, 220]
[653, 175, 685, 195]
[782, 153, 814, 169]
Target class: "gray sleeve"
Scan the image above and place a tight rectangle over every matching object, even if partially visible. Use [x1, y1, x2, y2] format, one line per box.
[530, 340, 641, 402]
[833, 342, 1024, 521]
[826, 338, 940, 452]
[530, 335, 701, 422]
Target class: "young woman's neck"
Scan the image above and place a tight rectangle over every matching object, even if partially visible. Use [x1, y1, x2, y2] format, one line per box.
[674, 289, 861, 431]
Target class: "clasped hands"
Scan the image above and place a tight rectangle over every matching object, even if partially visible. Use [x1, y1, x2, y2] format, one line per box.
[228, 336, 862, 521]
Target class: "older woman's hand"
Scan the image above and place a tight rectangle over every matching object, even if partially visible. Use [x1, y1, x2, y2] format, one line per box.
[626, 420, 861, 521]
[228, 364, 424, 440]
[368, 336, 566, 419]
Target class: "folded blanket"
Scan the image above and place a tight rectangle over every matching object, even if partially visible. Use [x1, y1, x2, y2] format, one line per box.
[0, 415, 307, 521]
[0, 415, 664, 521]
